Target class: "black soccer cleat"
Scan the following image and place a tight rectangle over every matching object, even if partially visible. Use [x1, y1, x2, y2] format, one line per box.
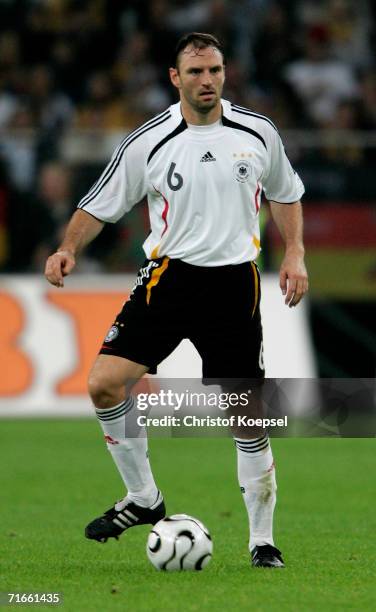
[85, 492, 165, 543]
[251, 544, 285, 568]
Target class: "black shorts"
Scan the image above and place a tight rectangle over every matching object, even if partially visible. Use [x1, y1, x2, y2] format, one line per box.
[99, 257, 264, 380]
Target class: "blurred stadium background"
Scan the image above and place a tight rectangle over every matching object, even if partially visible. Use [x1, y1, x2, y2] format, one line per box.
[0, 0, 375, 411]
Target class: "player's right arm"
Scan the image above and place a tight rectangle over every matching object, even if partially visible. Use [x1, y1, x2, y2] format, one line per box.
[45, 124, 149, 288]
[45, 210, 104, 287]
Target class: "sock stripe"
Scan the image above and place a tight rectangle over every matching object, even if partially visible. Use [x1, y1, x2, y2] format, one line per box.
[236, 439, 270, 453]
[235, 437, 268, 448]
[235, 436, 269, 453]
[96, 397, 134, 422]
[234, 434, 267, 448]
[105, 397, 134, 416]
[235, 441, 269, 451]
[97, 407, 130, 422]
[96, 406, 127, 422]
[237, 443, 270, 454]
[96, 398, 130, 417]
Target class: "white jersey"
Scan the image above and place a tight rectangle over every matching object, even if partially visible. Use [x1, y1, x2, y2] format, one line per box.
[77, 99, 304, 266]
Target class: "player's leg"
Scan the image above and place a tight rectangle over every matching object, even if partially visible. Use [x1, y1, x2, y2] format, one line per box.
[85, 354, 166, 543]
[204, 368, 282, 567]
[191, 261, 283, 567]
[88, 354, 159, 506]
[84, 257, 185, 543]
[230, 387, 282, 568]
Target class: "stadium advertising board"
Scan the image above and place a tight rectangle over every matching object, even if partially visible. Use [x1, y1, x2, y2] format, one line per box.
[0, 275, 315, 416]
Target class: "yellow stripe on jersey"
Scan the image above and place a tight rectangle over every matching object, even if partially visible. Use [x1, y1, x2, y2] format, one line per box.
[150, 245, 160, 259]
[251, 261, 259, 318]
[146, 256, 169, 305]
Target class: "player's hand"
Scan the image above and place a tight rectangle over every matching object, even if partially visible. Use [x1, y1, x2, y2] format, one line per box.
[44, 249, 76, 288]
[279, 250, 308, 307]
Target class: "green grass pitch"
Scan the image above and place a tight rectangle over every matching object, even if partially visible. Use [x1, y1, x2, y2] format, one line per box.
[1, 420, 375, 611]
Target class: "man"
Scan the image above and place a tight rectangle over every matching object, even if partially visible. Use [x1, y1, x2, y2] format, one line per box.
[45, 33, 308, 568]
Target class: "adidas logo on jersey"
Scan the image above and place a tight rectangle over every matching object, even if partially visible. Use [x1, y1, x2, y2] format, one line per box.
[200, 151, 216, 162]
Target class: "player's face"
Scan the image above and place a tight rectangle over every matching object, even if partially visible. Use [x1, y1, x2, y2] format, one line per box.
[170, 46, 225, 116]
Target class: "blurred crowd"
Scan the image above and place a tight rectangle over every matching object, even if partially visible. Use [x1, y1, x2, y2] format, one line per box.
[0, 0, 375, 272]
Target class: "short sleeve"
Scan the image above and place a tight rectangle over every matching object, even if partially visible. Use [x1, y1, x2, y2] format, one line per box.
[262, 128, 305, 203]
[77, 132, 148, 222]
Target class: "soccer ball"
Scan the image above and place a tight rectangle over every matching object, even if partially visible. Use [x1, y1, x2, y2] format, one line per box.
[146, 514, 213, 571]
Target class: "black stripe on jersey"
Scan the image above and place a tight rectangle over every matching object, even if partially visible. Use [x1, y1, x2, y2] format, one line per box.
[147, 118, 188, 164]
[231, 104, 278, 132]
[222, 115, 267, 149]
[78, 109, 171, 208]
[232, 104, 298, 170]
[79, 109, 171, 206]
[78, 111, 171, 209]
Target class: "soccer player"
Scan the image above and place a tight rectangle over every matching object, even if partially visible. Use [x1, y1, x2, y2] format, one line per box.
[45, 33, 308, 568]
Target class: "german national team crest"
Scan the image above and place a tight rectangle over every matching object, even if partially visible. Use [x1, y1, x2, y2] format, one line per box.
[233, 160, 252, 183]
[105, 325, 119, 342]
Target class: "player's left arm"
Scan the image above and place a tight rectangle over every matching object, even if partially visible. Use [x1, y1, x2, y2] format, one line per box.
[268, 200, 308, 307]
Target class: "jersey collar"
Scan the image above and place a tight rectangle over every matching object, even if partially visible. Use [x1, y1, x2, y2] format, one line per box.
[171, 98, 232, 126]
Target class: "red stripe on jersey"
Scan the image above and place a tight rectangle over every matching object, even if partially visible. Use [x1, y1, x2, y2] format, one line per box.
[153, 185, 170, 237]
[161, 195, 169, 236]
[254, 183, 261, 214]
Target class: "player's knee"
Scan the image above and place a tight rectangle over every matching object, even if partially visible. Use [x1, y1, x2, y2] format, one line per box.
[88, 373, 120, 409]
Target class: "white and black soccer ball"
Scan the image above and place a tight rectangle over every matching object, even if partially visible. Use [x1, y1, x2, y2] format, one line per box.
[146, 514, 213, 571]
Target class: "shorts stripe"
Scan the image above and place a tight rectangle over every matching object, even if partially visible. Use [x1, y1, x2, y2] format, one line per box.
[251, 261, 259, 318]
[146, 257, 170, 305]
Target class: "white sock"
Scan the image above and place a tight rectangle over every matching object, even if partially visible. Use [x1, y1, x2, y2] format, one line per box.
[234, 434, 277, 551]
[95, 397, 159, 508]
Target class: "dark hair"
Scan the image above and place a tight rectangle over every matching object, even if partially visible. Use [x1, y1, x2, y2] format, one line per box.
[172, 32, 226, 68]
